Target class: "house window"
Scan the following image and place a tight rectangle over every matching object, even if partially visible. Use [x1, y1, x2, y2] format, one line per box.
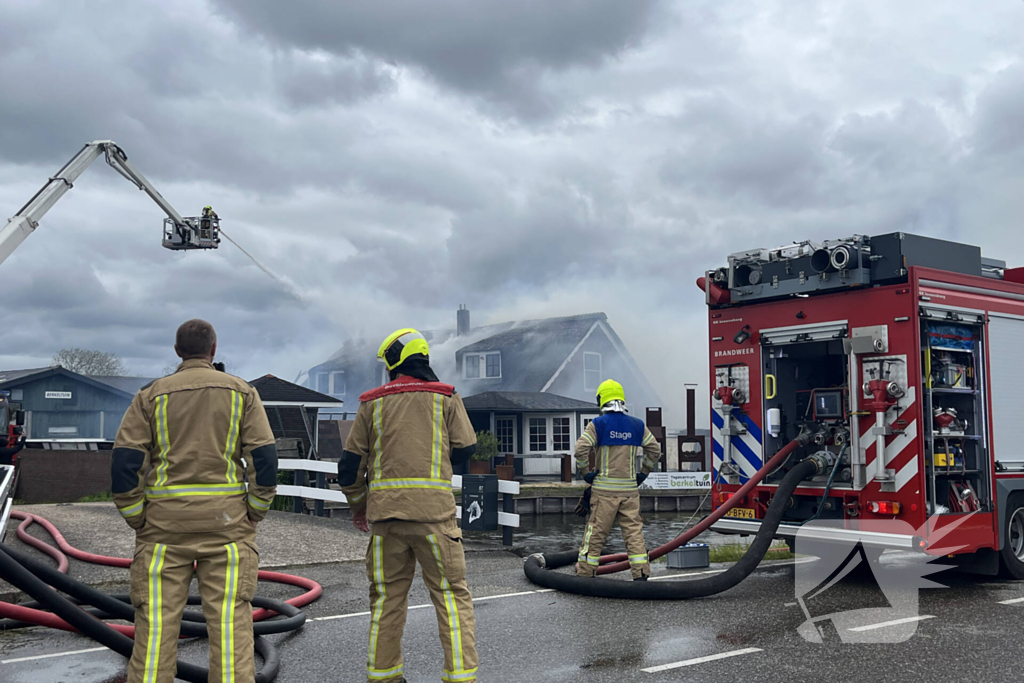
[316, 372, 330, 394]
[496, 416, 515, 454]
[464, 352, 501, 379]
[529, 417, 547, 452]
[584, 352, 602, 391]
[486, 353, 501, 378]
[330, 371, 345, 396]
[552, 416, 571, 451]
[582, 415, 598, 431]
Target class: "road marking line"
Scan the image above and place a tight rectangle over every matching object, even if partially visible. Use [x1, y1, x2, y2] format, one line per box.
[649, 569, 724, 581]
[311, 588, 555, 621]
[310, 556, 822, 622]
[474, 591, 538, 601]
[641, 647, 763, 673]
[847, 615, 934, 632]
[998, 597, 1024, 605]
[2, 647, 108, 664]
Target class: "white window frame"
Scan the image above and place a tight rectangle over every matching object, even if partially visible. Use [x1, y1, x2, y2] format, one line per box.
[583, 352, 602, 391]
[525, 413, 577, 454]
[315, 372, 331, 395]
[495, 415, 516, 454]
[329, 371, 345, 396]
[581, 413, 600, 432]
[464, 351, 501, 379]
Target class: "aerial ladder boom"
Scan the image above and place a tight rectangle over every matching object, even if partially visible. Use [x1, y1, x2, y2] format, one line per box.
[0, 140, 219, 267]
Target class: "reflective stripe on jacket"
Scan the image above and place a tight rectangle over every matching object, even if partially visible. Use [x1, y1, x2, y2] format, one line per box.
[341, 376, 477, 523]
[575, 413, 661, 493]
[112, 358, 277, 533]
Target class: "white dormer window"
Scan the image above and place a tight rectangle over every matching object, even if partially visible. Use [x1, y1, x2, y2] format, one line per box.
[317, 371, 345, 396]
[584, 352, 602, 391]
[464, 351, 501, 379]
[330, 371, 345, 397]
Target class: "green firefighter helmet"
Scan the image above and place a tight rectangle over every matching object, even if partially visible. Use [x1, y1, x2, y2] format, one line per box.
[596, 379, 626, 407]
[378, 328, 430, 371]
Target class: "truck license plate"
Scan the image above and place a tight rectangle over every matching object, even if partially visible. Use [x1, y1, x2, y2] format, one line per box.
[724, 507, 755, 519]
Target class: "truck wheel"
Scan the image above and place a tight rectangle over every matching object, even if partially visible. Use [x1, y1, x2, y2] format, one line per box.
[1000, 497, 1024, 580]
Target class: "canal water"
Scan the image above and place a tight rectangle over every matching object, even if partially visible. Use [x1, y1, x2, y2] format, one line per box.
[473, 510, 740, 555]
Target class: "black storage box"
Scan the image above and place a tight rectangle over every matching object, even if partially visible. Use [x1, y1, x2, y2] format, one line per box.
[870, 232, 982, 284]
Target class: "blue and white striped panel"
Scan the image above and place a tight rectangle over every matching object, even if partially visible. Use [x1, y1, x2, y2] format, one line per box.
[711, 408, 763, 483]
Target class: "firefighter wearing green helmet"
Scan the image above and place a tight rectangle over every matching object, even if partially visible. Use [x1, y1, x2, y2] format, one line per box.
[574, 379, 662, 580]
[338, 328, 479, 683]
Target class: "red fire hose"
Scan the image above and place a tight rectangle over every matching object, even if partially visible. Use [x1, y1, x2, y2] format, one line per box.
[0, 510, 322, 635]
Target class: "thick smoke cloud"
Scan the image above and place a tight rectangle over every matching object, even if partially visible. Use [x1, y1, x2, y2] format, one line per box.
[1, 0, 1023, 429]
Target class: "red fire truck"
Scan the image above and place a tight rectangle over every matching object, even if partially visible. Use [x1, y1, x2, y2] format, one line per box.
[702, 233, 1024, 577]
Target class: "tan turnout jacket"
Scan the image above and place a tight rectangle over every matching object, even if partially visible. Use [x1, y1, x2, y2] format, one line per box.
[112, 358, 278, 534]
[340, 376, 477, 523]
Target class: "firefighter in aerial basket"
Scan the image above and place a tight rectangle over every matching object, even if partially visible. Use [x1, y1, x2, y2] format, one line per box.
[574, 379, 662, 580]
[338, 328, 479, 683]
[111, 319, 278, 683]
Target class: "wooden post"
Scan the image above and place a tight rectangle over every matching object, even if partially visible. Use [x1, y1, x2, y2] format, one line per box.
[315, 471, 326, 517]
[292, 469, 307, 514]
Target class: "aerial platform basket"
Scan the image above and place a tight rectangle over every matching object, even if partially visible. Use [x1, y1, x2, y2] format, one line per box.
[162, 215, 221, 250]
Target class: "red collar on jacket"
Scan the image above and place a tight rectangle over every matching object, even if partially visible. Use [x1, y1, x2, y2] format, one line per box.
[359, 375, 455, 402]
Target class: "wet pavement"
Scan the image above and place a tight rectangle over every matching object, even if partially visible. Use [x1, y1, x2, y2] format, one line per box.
[3, 542, 1024, 682]
[475, 509, 735, 553]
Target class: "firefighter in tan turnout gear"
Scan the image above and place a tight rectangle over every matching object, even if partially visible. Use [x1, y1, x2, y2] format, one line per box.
[339, 328, 479, 683]
[112, 319, 278, 683]
[575, 379, 661, 580]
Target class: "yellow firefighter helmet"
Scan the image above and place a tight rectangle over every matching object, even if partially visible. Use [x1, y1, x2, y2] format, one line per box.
[378, 328, 430, 371]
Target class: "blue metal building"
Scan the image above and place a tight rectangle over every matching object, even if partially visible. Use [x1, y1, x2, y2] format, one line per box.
[0, 367, 154, 442]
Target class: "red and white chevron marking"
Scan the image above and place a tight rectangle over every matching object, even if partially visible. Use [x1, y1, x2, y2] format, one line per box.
[859, 386, 921, 492]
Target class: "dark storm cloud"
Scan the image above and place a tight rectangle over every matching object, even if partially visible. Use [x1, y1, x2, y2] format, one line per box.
[2, 0, 1024, 427]
[211, 0, 663, 117]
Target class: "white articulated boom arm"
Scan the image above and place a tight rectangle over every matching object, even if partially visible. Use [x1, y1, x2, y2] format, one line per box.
[0, 140, 219, 267]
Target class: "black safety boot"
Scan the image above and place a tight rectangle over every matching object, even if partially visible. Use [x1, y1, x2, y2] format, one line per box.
[634, 575, 648, 581]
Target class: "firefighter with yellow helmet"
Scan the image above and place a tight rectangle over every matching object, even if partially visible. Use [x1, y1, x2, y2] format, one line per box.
[574, 379, 661, 580]
[339, 328, 479, 683]
[111, 319, 277, 683]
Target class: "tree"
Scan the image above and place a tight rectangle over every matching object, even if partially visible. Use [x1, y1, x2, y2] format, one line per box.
[52, 348, 129, 376]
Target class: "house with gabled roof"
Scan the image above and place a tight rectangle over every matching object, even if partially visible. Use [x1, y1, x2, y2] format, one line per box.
[305, 308, 662, 465]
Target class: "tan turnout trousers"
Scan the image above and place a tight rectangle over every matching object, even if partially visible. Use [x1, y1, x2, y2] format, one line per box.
[128, 528, 259, 683]
[365, 516, 477, 683]
[576, 491, 651, 579]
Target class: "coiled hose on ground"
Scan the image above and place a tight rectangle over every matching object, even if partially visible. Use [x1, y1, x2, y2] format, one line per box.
[0, 511, 321, 682]
[524, 435, 818, 599]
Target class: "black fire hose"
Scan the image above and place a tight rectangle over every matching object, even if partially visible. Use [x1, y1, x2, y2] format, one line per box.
[0, 543, 305, 636]
[0, 543, 297, 682]
[523, 459, 818, 599]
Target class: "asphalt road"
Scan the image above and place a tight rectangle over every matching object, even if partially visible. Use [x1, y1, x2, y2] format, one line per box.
[2, 549, 1024, 682]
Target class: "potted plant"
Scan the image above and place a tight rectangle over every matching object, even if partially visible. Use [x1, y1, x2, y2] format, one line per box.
[470, 430, 497, 474]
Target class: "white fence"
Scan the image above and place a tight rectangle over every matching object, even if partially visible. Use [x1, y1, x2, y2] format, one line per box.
[276, 460, 520, 534]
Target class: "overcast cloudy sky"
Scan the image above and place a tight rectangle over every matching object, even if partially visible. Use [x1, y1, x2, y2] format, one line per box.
[2, 0, 1023, 425]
